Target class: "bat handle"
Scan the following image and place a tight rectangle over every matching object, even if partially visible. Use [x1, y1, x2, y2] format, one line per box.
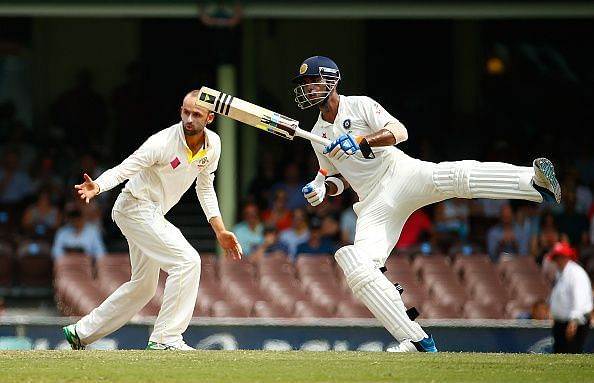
[295, 128, 332, 147]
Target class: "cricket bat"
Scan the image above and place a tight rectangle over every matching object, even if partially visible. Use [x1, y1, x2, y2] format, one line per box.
[195, 86, 331, 147]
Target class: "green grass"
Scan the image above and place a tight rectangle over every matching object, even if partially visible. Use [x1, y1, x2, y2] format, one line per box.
[0, 351, 592, 383]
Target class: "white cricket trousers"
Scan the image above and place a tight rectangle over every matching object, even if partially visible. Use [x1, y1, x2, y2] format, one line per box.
[353, 152, 543, 266]
[76, 192, 201, 346]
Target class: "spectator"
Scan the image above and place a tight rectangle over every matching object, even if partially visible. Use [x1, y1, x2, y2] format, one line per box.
[0, 127, 37, 172]
[29, 154, 65, 203]
[516, 299, 550, 320]
[21, 186, 62, 240]
[546, 242, 592, 354]
[232, 202, 264, 257]
[395, 207, 433, 252]
[531, 211, 561, 265]
[340, 204, 357, 245]
[0, 148, 33, 204]
[486, 203, 530, 261]
[434, 198, 471, 252]
[250, 225, 289, 262]
[261, 189, 293, 232]
[279, 207, 310, 260]
[64, 187, 103, 230]
[295, 216, 336, 257]
[319, 213, 341, 244]
[270, 162, 306, 210]
[339, 189, 358, 245]
[51, 206, 106, 260]
[555, 186, 590, 248]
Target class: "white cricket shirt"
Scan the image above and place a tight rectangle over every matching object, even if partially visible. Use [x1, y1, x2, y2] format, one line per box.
[549, 261, 593, 323]
[310, 95, 404, 201]
[95, 122, 222, 220]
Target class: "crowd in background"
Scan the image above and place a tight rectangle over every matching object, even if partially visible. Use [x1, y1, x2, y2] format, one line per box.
[1, 48, 593, 327]
[234, 153, 594, 268]
[0, 68, 593, 270]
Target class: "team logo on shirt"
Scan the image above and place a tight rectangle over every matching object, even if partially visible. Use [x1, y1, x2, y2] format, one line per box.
[170, 157, 181, 169]
[196, 157, 208, 169]
[343, 119, 351, 129]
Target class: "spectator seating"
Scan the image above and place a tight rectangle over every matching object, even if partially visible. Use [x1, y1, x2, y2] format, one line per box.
[17, 240, 53, 288]
[335, 299, 374, 318]
[50, 250, 559, 320]
[463, 300, 505, 319]
[252, 301, 292, 318]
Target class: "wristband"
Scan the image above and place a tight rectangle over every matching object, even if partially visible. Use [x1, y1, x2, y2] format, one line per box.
[325, 176, 344, 196]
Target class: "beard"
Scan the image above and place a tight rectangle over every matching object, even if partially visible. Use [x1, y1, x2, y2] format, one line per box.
[184, 121, 205, 136]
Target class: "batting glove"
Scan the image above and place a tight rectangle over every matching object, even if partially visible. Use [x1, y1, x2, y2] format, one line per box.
[323, 134, 359, 160]
[302, 169, 327, 207]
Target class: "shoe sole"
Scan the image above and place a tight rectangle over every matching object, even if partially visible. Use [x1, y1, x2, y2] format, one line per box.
[534, 158, 561, 203]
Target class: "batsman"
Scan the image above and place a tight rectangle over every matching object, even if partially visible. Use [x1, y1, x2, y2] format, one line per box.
[293, 55, 561, 352]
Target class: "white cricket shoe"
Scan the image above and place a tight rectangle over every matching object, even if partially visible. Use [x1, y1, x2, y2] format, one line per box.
[386, 336, 438, 353]
[532, 158, 561, 204]
[387, 340, 418, 352]
[146, 340, 195, 351]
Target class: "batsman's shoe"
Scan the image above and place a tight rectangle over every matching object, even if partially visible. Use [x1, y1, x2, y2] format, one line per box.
[387, 336, 438, 353]
[146, 340, 195, 351]
[532, 158, 561, 204]
[63, 324, 85, 350]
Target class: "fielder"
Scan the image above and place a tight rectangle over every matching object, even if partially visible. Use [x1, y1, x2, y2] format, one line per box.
[63, 90, 243, 351]
[293, 56, 561, 353]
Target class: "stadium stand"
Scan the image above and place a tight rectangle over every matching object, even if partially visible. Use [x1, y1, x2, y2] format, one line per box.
[252, 301, 292, 318]
[45, 247, 570, 320]
[335, 299, 374, 318]
[16, 240, 53, 288]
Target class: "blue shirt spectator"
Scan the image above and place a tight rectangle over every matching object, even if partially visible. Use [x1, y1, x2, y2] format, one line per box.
[295, 216, 336, 257]
[232, 202, 264, 256]
[486, 204, 529, 261]
[51, 207, 106, 260]
[279, 208, 310, 260]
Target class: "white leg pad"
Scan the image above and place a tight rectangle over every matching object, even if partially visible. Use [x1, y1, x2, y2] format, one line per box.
[433, 160, 542, 201]
[335, 245, 427, 342]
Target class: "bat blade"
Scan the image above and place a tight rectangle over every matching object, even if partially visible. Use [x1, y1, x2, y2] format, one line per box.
[197, 86, 298, 141]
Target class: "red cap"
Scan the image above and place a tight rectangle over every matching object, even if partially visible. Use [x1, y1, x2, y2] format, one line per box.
[545, 242, 577, 261]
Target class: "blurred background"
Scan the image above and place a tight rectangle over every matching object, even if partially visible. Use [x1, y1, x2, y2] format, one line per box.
[0, 0, 593, 348]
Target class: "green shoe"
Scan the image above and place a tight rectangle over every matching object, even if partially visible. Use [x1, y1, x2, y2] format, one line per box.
[146, 341, 195, 350]
[63, 324, 85, 350]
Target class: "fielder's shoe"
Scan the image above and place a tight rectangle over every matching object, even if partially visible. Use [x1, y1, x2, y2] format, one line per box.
[387, 335, 438, 353]
[532, 158, 561, 204]
[63, 324, 85, 350]
[146, 340, 195, 351]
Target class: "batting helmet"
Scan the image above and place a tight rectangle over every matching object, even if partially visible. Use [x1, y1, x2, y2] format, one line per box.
[292, 55, 341, 109]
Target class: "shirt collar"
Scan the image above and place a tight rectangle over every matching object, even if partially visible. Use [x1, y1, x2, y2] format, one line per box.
[177, 121, 210, 162]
